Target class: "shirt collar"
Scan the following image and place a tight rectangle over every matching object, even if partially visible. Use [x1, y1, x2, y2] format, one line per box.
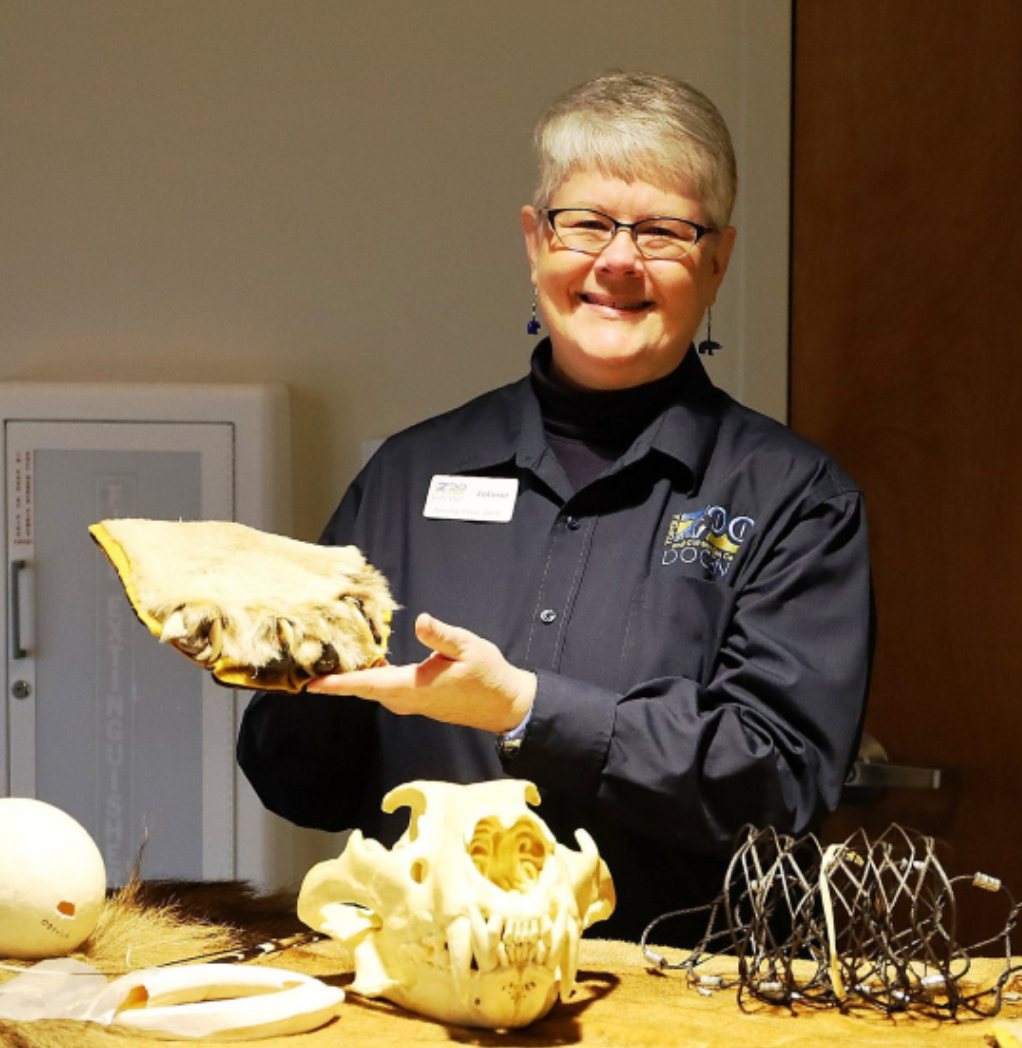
[444, 340, 724, 493]
[628, 349, 723, 490]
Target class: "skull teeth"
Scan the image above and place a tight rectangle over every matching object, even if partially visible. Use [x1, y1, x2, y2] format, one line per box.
[449, 907, 562, 976]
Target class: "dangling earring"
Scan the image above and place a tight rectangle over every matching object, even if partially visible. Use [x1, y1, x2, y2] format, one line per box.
[697, 307, 722, 356]
[527, 288, 542, 335]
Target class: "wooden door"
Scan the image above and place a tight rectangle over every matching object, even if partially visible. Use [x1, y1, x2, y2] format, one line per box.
[792, 0, 1022, 941]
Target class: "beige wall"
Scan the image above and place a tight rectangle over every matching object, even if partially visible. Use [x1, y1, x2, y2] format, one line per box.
[1, 0, 791, 540]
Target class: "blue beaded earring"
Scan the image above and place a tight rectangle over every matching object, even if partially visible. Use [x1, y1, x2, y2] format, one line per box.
[697, 307, 722, 356]
[527, 288, 542, 335]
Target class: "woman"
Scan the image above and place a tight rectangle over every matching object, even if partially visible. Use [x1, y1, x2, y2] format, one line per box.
[238, 72, 872, 943]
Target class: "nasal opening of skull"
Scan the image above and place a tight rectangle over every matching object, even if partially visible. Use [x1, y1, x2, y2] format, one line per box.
[468, 817, 552, 892]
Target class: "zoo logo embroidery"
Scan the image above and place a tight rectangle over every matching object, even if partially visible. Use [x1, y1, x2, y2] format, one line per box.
[661, 505, 756, 578]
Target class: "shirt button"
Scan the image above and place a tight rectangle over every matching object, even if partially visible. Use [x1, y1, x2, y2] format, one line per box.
[539, 609, 557, 624]
[566, 516, 581, 530]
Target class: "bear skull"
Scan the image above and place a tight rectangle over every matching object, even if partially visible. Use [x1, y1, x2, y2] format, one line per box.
[297, 779, 615, 1029]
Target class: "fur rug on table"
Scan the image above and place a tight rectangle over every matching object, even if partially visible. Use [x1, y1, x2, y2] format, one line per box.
[0, 878, 309, 1048]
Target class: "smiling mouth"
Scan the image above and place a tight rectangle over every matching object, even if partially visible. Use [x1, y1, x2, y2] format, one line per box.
[579, 293, 653, 314]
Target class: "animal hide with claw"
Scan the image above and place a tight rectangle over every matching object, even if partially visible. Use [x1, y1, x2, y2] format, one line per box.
[90, 519, 398, 692]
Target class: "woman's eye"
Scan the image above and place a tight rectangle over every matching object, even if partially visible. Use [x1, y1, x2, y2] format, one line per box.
[643, 224, 683, 240]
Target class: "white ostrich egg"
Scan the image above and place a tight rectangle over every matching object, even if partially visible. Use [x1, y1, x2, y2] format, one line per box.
[0, 798, 107, 959]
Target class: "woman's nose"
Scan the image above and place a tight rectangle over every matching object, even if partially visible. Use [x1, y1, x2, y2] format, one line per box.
[597, 227, 644, 272]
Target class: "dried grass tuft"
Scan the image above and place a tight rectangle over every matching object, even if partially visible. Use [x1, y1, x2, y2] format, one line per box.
[81, 876, 244, 973]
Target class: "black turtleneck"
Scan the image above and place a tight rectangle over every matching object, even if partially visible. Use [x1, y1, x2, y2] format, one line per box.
[529, 339, 697, 491]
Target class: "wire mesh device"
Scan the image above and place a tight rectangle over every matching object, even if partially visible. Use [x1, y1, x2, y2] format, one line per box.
[641, 825, 1022, 1018]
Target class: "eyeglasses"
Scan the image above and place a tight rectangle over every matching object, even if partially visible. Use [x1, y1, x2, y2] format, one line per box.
[542, 207, 715, 261]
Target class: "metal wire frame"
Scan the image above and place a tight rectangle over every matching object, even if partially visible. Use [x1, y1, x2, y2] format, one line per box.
[640, 824, 1022, 1019]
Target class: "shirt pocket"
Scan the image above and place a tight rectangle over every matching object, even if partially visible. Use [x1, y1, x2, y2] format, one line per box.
[618, 574, 732, 689]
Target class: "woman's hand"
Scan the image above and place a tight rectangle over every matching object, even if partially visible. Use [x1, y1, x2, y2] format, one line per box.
[307, 613, 537, 735]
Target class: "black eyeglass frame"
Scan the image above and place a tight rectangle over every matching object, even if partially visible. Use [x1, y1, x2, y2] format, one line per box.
[541, 207, 716, 259]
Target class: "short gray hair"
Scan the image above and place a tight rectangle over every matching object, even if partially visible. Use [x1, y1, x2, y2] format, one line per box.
[532, 71, 737, 229]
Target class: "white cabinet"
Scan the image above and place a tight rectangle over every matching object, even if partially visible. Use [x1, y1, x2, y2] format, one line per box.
[2, 383, 327, 889]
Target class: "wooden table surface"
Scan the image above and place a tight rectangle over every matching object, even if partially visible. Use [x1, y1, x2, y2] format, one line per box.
[3, 877, 1020, 1048]
[5, 935, 1020, 1048]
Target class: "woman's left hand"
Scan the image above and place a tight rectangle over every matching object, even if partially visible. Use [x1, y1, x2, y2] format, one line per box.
[307, 612, 537, 735]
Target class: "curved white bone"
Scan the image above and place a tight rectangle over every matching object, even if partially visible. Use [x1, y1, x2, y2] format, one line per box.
[84, 963, 344, 1041]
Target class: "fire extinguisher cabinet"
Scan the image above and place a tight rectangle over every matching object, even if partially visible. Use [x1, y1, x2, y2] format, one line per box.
[1, 381, 334, 890]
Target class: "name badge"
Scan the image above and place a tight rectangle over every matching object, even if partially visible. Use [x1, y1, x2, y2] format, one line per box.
[423, 475, 518, 523]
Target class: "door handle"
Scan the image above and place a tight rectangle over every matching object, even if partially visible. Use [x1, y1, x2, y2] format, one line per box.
[845, 761, 942, 792]
[9, 558, 29, 659]
[843, 731, 943, 802]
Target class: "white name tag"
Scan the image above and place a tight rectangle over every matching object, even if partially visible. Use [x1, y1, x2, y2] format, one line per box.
[423, 475, 518, 523]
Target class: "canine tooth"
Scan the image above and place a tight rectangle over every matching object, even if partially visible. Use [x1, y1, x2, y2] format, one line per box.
[497, 940, 509, 968]
[470, 907, 497, 973]
[559, 916, 580, 1001]
[447, 915, 473, 996]
[536, 938, 548, 965]
[550, 907, 567, 977]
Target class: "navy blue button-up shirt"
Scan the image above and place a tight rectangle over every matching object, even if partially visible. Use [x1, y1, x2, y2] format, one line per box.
[238, 345, 873, 941]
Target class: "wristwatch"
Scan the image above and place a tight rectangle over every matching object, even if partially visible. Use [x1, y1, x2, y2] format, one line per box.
[494, 731, 523, 761]
[494, 704, 533, 761]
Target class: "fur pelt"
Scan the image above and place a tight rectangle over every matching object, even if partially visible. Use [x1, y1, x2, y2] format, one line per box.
[89, 519, 398, 692]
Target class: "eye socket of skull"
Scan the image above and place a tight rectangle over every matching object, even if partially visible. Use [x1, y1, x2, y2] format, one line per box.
[468, 816, 552, 892]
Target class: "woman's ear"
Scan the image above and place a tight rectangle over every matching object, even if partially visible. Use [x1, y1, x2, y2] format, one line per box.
[706, 225, 737, 304]
[712, 226, 737, 282]
[521, 206, 541, 281]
